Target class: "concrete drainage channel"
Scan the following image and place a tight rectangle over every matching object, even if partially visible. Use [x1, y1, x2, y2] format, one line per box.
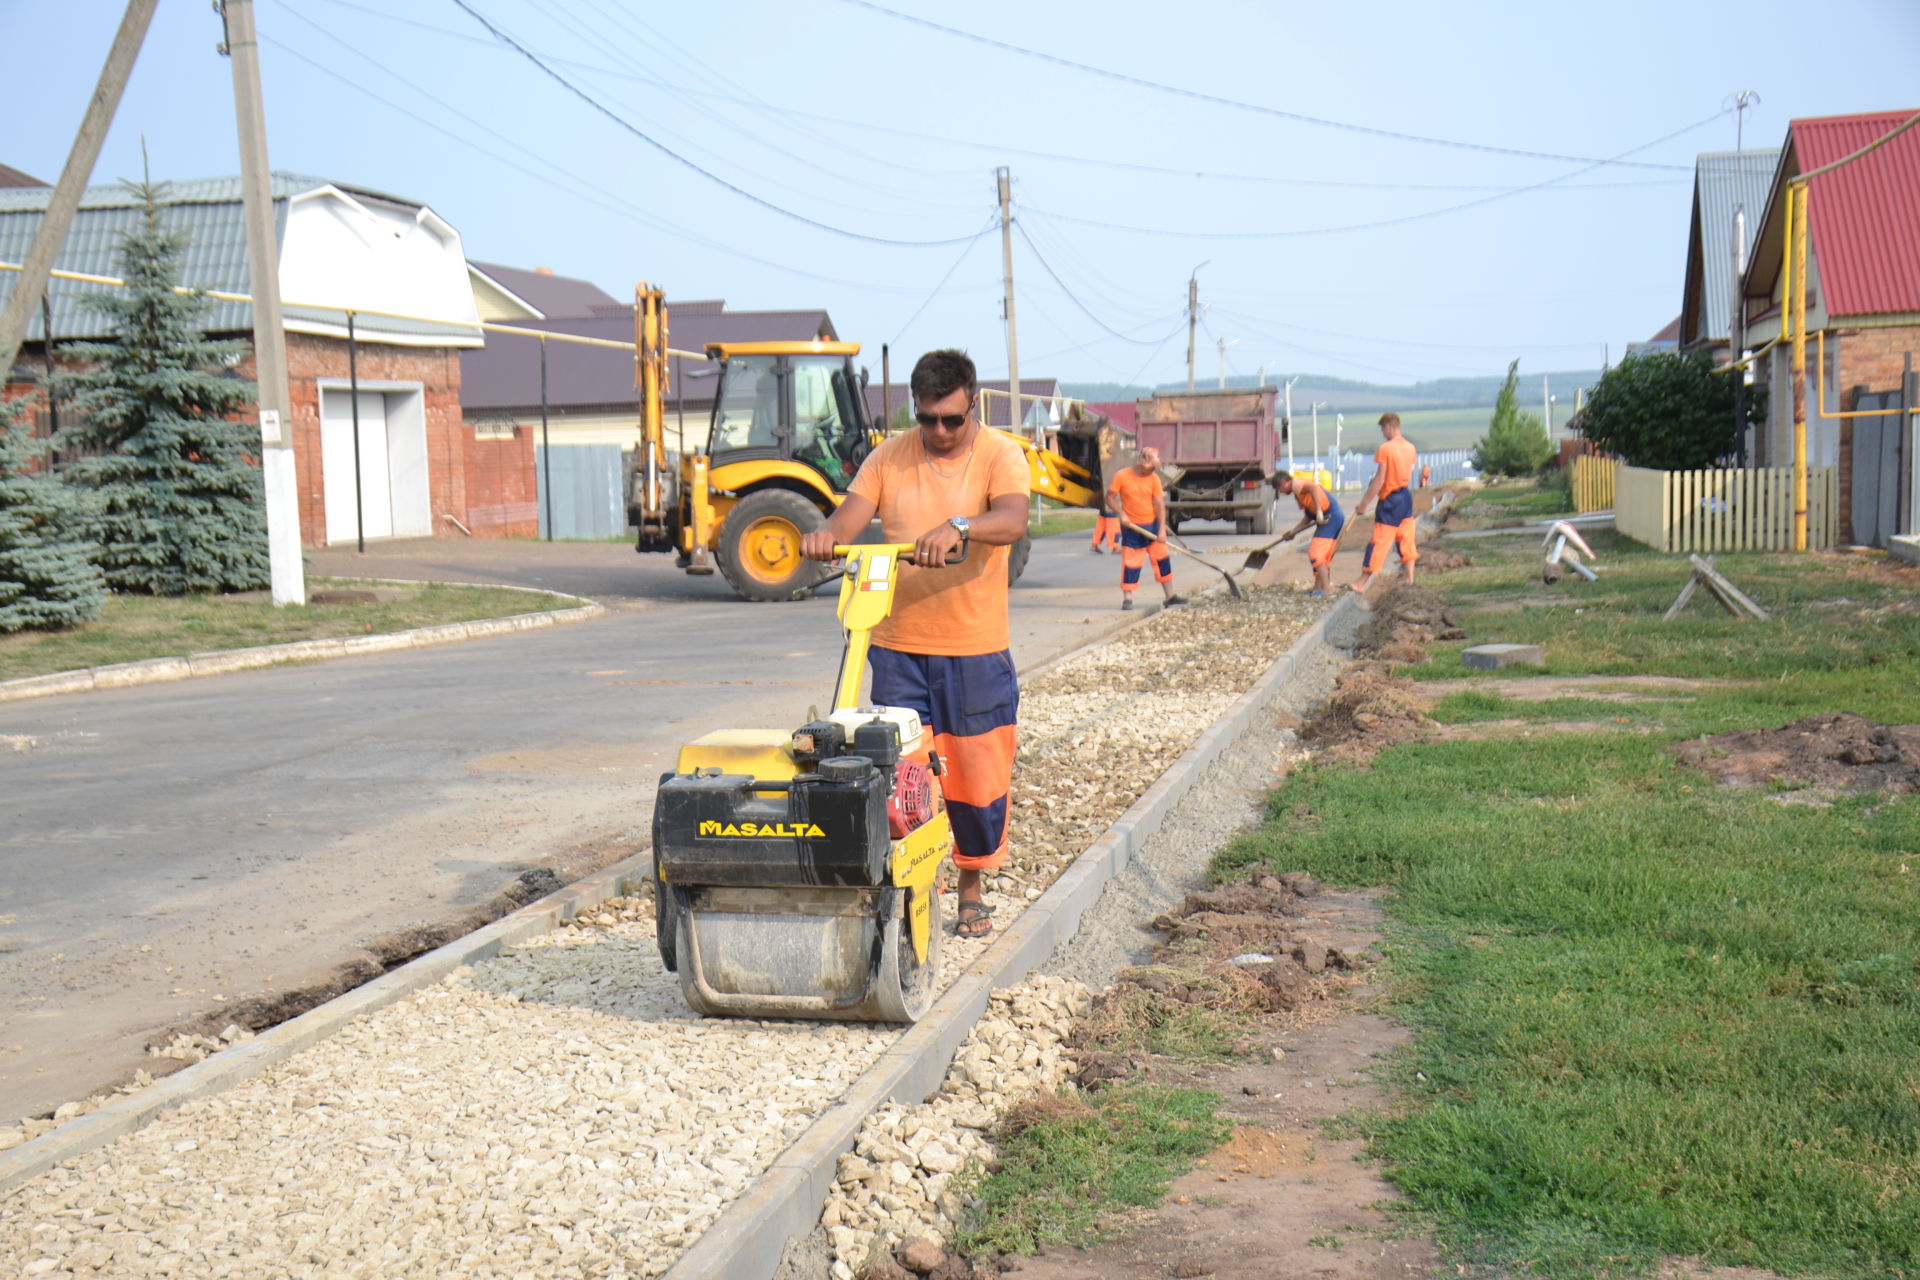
[0, 582, 1368, 1278]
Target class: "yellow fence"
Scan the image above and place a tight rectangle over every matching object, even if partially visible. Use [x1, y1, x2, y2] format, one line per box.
[1569, 455, 1618, 513]
[1614, 465, 1838, 553]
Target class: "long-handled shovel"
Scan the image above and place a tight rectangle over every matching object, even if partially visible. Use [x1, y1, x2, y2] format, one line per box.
[1118, 516, 1242, 600]
[1237, 528, 1300, 575]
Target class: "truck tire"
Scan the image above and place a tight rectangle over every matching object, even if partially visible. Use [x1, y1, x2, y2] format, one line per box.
[716, 489, 830, 602]
[1007, 535, 1032, 586]
[1247, 495, 1276, 536]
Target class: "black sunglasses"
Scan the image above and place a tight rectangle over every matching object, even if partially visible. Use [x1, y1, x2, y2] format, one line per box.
[914, 400, 974, 429]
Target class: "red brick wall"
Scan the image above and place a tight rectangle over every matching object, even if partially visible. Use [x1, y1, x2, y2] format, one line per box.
[230, 334, 535, 545]
[1832, 324, 1920, 541]
[465, 430, 539, 536]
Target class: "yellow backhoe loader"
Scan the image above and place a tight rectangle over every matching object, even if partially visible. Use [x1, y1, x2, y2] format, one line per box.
[626, 284, 1119, 602]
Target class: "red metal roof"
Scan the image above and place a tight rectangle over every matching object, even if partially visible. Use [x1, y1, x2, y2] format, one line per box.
[1792, 111, 1920, 318]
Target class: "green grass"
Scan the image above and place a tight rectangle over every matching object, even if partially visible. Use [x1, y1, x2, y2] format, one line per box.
[1449, 479, 1574, 529]
[0, 580, 575, 681]
[1214, 540, 1920, 1278]
[955, 1086, 1231, 1257]
[1030, 507, 1099, 539]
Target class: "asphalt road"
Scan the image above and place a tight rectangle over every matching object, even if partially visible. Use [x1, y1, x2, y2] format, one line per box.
[0, 522, 1295, 1123]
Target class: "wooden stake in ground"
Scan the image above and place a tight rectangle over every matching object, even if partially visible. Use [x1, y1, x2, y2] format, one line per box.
[1664, 554, 1770, 621]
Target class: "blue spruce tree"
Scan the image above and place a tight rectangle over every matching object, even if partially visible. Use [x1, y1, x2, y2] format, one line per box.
[0, 397, 105, 632]
[57, 181, 270, 594]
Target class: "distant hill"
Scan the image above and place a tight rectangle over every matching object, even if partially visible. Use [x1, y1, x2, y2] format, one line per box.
[1065, 369, 1602, 413]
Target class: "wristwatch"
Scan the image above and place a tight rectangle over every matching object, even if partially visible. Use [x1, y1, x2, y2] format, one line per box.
[946, 515, 971, 541]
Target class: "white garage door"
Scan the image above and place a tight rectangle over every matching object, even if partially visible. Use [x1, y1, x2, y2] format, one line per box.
[320, 389, 430, 544]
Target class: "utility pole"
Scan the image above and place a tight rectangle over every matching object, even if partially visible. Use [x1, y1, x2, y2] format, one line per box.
[995, 167, 1023, 440]
[1311, 401, 1326, 479]
[1184, 262, 1207, 392]
[1334, 413, 1344, 489]
[1283, 375, 1298, 473]
[1731, 205, 1748, 464]
[1733, 89, 1759, 152]
[0, 0, 158, 380]
[220, 0, 306, 605]
[1216, 337, 1237, 390]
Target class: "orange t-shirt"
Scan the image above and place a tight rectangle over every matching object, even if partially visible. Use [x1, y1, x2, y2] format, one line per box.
[847, 426, 1030, 656]
[1292, 481, 1332, 518]
[1109, 468, 1163, 525]
[1373, 436, 1417, 497]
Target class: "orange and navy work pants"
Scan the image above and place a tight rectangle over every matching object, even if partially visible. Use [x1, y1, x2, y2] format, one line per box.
[869, 646, 1019, 872]
[1091, 511, 1120, 550]
[1119, 519, 1173, 591]
[1362, 488, 1418, 572]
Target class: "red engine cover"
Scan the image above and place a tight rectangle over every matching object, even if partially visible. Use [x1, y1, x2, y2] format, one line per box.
[888, 759, 939, 838]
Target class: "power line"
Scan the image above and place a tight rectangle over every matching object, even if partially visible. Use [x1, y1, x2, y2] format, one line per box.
[256, 31, 988, 295]
[302, 0, 1684, 196]
[836, 0, 1695, 171]
[1020, 107, 1731, 241]
[446, 0, 985, 248]
[1012, 221, 1180, 346]
[890, 221, 998, 346]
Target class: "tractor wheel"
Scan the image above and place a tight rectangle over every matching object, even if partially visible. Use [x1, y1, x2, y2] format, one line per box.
[1007, 535, 1033, 585]
[716, 490, 830, 602]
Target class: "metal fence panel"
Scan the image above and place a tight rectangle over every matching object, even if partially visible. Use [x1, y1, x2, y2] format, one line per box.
[536, 445, 626, 541]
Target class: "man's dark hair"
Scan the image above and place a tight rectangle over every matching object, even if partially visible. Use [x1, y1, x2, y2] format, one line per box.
[1378, 411, 1402, 428]
[910, 349, 977, 405]
[1268, 469, 1294, 490]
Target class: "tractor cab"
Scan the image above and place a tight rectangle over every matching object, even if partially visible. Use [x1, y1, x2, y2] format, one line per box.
[704, 342, 873, 490]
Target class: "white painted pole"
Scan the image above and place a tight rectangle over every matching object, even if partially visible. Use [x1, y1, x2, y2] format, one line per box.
[221, 0, 305, 605]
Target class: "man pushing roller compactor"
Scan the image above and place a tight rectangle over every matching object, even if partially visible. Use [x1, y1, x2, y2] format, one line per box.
[802, 350, 1030, 939]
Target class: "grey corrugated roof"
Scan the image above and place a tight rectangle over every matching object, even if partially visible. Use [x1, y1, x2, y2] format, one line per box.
[1690, 149, 1779, 341]
[0, 173, 470, 343]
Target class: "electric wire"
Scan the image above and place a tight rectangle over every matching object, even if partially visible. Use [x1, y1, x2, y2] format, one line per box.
[257, 31, 991, 295]
[301, 0, 1683, 195]
[836, 0, 1695, 171]
[889, 225, 997, 346]
[1013, 221, 1183, 346]
[446, 0, 986, 248]
[1019, 107, 1731, 240]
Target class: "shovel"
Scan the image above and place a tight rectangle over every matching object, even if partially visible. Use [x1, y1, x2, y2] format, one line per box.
[1237, 528, 1300, 575]
[1118, 516, 1243, 600]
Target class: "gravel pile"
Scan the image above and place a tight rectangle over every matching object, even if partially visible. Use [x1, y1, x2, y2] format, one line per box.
[0, 587, 1323, 1278]
[818, 978, 1090, 1280]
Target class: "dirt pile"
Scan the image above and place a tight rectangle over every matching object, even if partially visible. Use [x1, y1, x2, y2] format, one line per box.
[1675, 712, 1920, 795]
[1416, 540, 1472, 572]
[1355, 583, 1464, 664]
[1298, 661, 1432, 765]
[1066, 872, 1360, 1088]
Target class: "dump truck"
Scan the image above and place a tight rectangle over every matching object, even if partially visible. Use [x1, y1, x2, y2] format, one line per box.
[1133, 387, 1284, 534]
[626, 284, 1114, 601]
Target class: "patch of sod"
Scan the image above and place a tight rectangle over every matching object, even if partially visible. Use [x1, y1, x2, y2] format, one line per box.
[955, 1086, 1230, 1257]
[1216, 534, 1920, 1277]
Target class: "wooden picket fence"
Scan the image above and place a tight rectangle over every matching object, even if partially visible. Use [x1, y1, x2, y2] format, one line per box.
[1614, 464, 1838, 553]
[1569, 454, 1618, 513]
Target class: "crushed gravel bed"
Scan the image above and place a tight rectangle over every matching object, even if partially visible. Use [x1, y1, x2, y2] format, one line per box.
[0, 588, 1325, 1279]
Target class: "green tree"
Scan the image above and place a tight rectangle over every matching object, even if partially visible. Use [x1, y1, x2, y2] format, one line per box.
[888, 403, 915, 434]
[1471, 359, 1553, 476]
[1577, 350, 1760, 470]
[0, 397, 105, 632]
[56, 181, 269, 595]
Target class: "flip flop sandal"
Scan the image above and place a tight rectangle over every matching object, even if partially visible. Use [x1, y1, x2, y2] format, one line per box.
[955, 899, 995, 937]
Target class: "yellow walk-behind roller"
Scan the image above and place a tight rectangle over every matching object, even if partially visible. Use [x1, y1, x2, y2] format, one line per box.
[652, 544, 951, 1022]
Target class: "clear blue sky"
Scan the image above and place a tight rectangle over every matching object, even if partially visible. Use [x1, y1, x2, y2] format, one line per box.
[9, 0, 1918, 390]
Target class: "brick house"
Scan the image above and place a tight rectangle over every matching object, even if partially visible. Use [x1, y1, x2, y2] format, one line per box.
[1738, 111, 1920, 542]
[0, 173, 537, 545]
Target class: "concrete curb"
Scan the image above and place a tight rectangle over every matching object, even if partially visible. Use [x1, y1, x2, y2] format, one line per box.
[0, 582, 605, 706]
[661, 591, 1364, 1280]
[0, 851, 656, 1197]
